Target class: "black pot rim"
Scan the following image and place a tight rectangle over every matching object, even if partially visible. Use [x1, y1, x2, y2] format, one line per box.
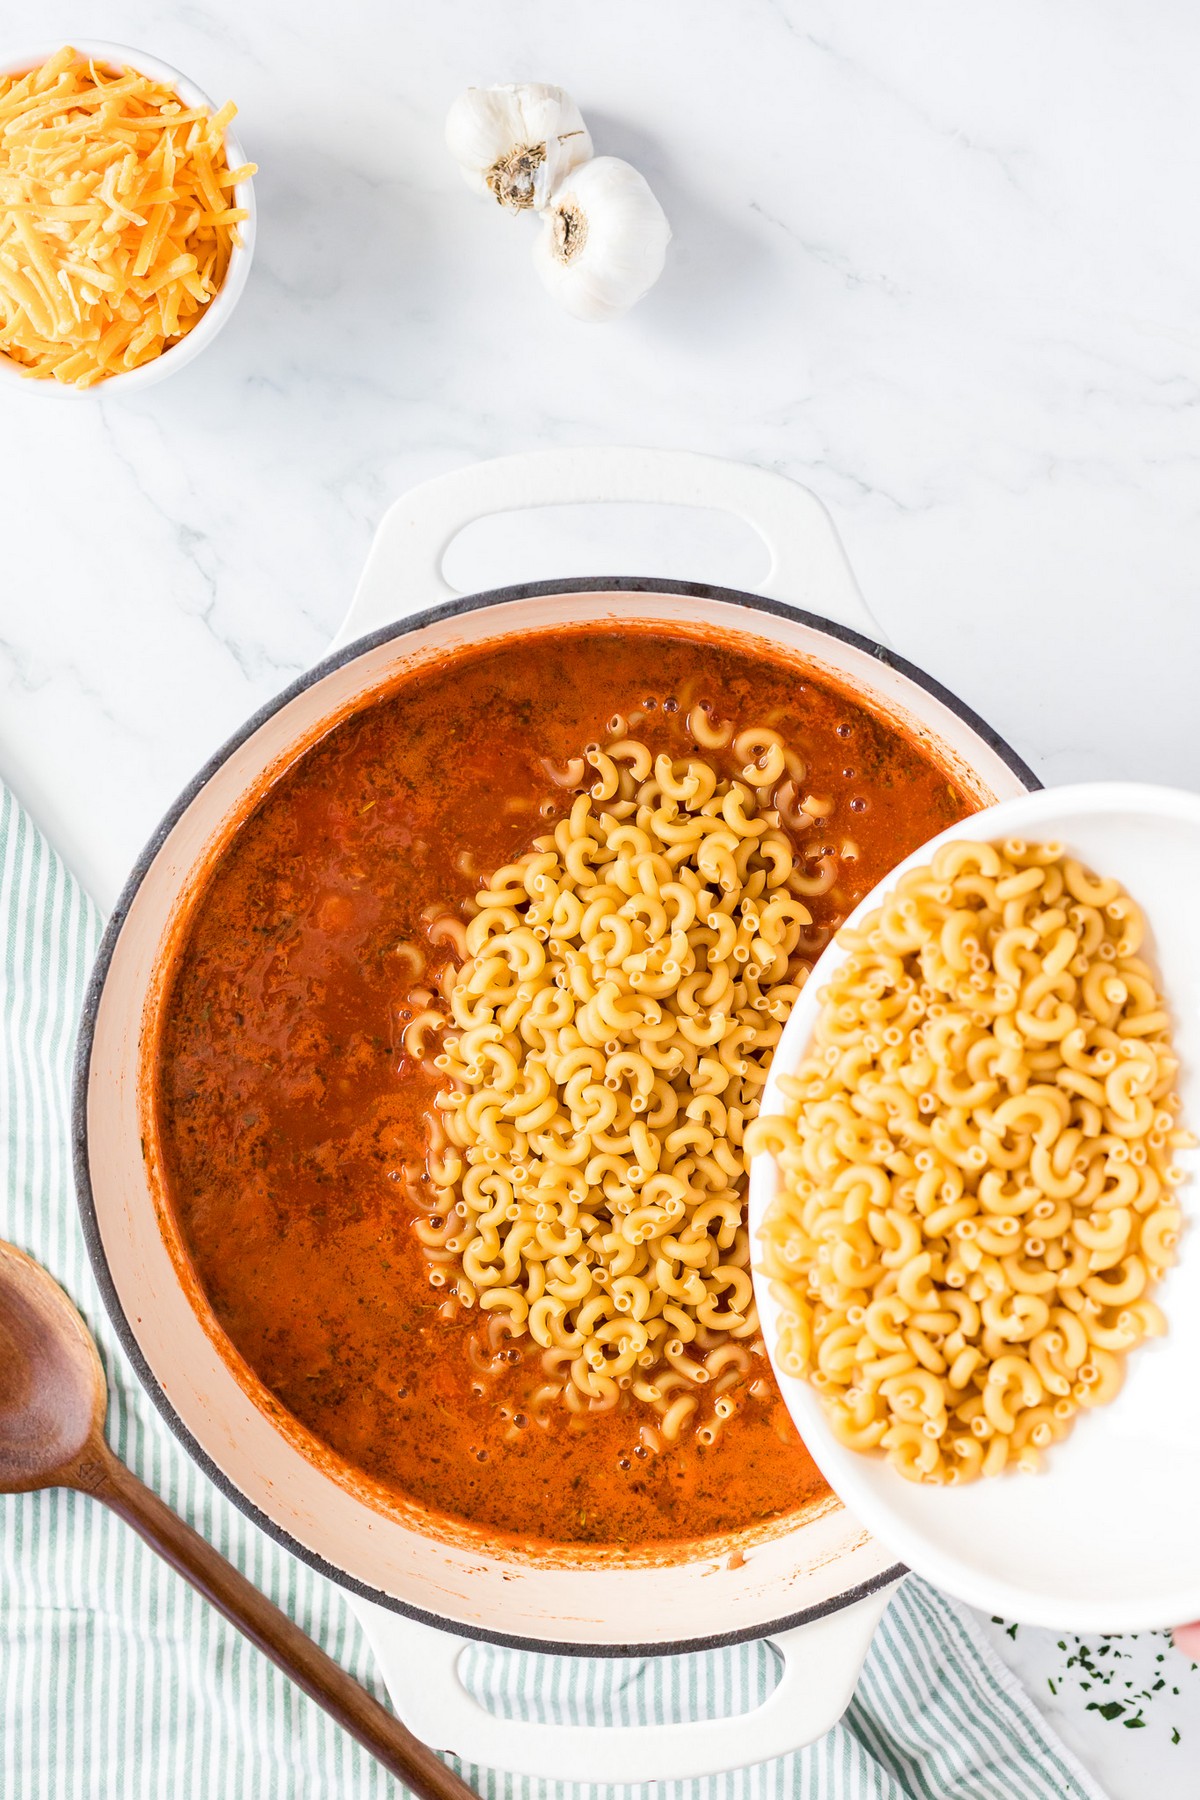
[72, 574, 1039, 1657]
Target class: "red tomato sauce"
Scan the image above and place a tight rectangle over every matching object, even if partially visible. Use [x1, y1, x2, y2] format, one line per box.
[154, 626, 973, 1547]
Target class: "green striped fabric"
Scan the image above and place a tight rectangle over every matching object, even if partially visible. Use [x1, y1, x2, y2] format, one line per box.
[0, 780, 1107, 1800]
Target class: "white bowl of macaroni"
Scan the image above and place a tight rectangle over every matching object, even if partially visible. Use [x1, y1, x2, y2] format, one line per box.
[0, 42, 255, 394]
[748, 781, 1200, 1633]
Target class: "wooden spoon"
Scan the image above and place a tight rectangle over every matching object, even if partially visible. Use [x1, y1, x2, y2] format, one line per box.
[0, 1238, 479, 1800]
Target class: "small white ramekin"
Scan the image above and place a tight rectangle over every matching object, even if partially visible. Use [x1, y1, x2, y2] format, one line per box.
[0, 40, 256, 397]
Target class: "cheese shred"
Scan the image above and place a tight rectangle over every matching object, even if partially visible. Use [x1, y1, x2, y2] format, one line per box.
[0, 46, 255, 386]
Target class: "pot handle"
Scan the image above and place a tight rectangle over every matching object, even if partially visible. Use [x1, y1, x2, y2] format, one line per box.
[348, 1582, 900, 1784]
[331, 447, 889, 651]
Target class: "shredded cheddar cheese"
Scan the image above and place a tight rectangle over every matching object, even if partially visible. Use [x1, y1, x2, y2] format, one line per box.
[0, 46, 255, 386]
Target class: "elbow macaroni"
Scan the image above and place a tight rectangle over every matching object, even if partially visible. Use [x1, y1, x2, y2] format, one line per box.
[408, 726, 835, 1443]
[749, 840, 1191, 1483]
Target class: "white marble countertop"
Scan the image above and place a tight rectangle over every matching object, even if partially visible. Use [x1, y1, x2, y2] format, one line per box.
[3, 1, 1199, 1792]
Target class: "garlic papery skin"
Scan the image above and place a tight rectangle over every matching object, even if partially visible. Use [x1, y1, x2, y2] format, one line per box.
[532, 156, 671, 322]
[445, 84, 592, 212]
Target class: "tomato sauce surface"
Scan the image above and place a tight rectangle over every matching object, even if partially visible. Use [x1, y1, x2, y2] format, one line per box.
[155, 627, 973, 1547]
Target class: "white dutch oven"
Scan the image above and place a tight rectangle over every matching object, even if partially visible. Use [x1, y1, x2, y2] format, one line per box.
[74, 449, 1038, 1782]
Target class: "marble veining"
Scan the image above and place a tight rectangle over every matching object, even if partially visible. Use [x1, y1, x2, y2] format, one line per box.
[2, 3, 1198, 1791]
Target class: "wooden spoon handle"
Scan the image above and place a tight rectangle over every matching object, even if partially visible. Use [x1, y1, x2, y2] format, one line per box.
[83, 1446, 479, 1800]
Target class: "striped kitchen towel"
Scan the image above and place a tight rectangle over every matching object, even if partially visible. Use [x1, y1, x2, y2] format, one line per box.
[0, 778, 1107, 1800]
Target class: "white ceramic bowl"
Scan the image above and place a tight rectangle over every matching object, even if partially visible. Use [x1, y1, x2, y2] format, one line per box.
[0, 41, 255, 397]
[750, 782, 1200, 1633]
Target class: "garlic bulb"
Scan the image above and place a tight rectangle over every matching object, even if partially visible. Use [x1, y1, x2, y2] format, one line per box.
[532, 156, 671, 322]
[445, 84, 592, 212]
